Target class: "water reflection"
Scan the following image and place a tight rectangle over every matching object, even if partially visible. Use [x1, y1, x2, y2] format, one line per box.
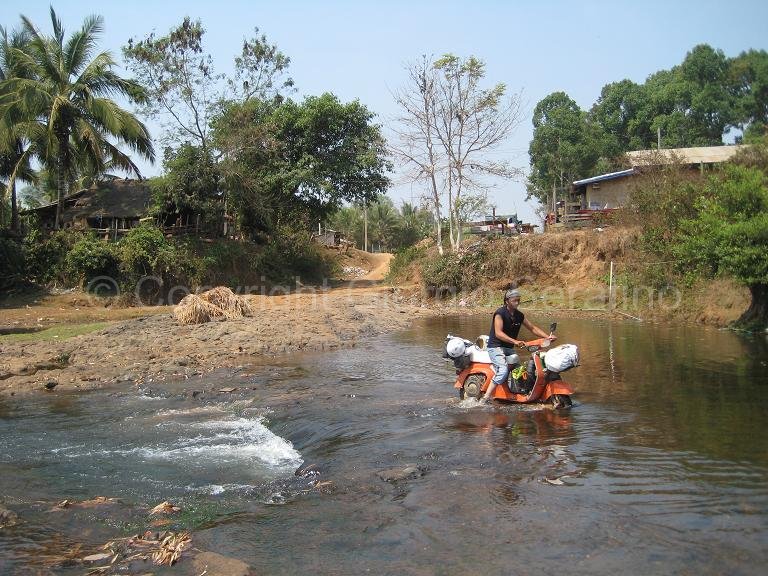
[1, 315, 767, 575]
[405, 314, 768, 467]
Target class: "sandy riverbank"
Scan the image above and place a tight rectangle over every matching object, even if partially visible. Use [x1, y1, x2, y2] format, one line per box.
[0, 253, 436, 396]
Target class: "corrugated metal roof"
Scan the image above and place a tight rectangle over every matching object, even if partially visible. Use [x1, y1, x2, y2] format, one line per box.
[572, 169, 635, 187]
[626, 145, 746, 167]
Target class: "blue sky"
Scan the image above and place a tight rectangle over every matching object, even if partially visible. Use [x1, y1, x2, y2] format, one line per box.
[3, 0, 767, 223]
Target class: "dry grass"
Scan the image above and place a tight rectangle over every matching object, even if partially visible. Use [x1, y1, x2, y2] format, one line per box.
[199, 286, 253, 318]
[476, 227, 641, 290]
[173, 294, 225, 325]
[173, 287, 252, 325]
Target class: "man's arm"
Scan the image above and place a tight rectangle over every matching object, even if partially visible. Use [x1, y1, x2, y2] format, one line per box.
[494, 314, 524, 347]
[523, 317, 556, 340]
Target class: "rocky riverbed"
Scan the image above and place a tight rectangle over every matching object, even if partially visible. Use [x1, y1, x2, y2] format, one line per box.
[0, 285, 431, 396]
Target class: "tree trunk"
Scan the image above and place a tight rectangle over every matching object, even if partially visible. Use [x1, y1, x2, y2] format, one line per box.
[55, 132, 69, 230]
[735, 283, 768, 331]
[434, 208, 443, 256]
[10, 179, 19, 234]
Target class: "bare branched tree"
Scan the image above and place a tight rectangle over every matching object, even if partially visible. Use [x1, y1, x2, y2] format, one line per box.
[392, 54, 523, 252]
[391, 56, 446, 254]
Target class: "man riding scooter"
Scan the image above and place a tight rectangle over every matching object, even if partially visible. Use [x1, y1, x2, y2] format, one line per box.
[481, 288, 556, 403]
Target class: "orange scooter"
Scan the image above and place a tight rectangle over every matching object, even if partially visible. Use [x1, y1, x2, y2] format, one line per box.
[444, 323, 576, 408]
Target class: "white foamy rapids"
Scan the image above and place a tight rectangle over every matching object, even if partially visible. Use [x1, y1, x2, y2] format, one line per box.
[55, 416, 303, 474]
[186, 483, 256, 495]
[141, 416, 302, 470]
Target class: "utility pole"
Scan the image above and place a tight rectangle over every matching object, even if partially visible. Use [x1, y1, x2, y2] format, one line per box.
[364, 204, 368, 252]
[657, 127, 662, 150]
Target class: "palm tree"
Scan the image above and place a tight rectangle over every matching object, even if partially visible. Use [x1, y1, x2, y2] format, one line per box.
[0, 8, 155, 229]
[0, 25, 35, 233]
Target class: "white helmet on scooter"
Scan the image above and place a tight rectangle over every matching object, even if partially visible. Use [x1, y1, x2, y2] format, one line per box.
[446, 337, 468, 358]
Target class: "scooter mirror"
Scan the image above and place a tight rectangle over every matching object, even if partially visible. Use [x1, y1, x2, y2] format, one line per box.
[549, 322, 557, 333]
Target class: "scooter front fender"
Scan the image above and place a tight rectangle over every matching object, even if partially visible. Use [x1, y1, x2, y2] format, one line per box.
[543, 380, 574, 398]
[454, 364, 496, 390]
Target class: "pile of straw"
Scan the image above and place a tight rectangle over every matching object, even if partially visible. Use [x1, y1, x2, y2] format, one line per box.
[173, 287, 252, 325]
[199, 286, 253, 318]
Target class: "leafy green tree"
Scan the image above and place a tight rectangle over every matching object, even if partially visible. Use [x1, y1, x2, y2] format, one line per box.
[655, 45, 733, 147]
[215, 93, 390, 237]
[0, 24, 34, 233]
[527, 91, 602, 205]
[269, 94, 391, 216]
[329, 199, 432, 251]
[395, 201, 432, 248]
[150, 144, 222, 234]
[729, 49, 768, 140]
[675, 158, 768, 330]
[589, 79, 647, 154]
[1, 8, 154, 229]
[329, 204, 364, 246]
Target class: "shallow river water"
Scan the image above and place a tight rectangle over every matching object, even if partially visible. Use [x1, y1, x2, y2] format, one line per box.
[1, 315, 768, 575]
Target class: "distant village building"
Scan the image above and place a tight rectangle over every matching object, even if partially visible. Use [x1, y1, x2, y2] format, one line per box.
[572, 145, 747, 210]
[547, 145, 746, 230]
[23, 178, 152, 237]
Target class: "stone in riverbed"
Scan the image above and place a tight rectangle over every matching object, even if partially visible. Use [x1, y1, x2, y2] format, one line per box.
[377, 465, 424, 483]
[0, 504, 20, 528]
[192, 551, 253, 576]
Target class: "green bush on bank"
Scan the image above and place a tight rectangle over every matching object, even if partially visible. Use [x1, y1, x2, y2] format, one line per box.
[255, 227, 339, 284]
[0, 236, 25, 288]
[420, 248, 486, 295]
[386, 245, 426, 282]
[11, 224, 338, 297]
[65, 233, 120, 285]
[24, 229, 83, 285]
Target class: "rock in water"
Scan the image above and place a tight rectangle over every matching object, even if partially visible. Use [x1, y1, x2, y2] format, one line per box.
[192, 551, 252, 576]
[377, 465, 423, 483]
[0, 505, 20, 528]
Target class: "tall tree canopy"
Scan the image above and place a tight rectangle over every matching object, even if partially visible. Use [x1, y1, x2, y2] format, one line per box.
[527, 91, 604, 205]
[0, 7, 154, 228]
[213, 93, 391, 238]
[0, 24, 33, 232]
[393, 54, 522, 252]
[527, 44, 768, 206]
[123, 18, 294, 150]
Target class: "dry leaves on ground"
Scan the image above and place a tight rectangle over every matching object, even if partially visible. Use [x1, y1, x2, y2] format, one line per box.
[86, 529, 192, 573]
[149, 500, 181, 515]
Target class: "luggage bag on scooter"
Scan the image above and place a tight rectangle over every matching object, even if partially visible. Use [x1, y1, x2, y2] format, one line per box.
[543, 344, 579, 373]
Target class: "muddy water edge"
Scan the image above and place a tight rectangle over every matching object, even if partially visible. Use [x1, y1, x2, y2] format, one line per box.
[1, 315, 767, 575]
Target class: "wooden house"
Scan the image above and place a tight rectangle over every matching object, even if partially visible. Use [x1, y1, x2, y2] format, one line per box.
[23, 179, 152, 238]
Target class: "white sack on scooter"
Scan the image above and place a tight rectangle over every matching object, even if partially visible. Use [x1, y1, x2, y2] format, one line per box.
[544, 344, 579, 373]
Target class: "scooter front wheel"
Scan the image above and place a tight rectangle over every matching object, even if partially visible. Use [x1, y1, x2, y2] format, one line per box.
[551, 394, 573, 409]
[460, 373, 485, 400]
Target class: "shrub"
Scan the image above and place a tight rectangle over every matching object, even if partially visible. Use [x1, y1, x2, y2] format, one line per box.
[256, 228, 339, 284]
[23, 229, 82, 285]
[386, 245, 425, 281]
[65, 234, 120, 287]
[0, 236, 25, 289]
[421, 253, 464, 296]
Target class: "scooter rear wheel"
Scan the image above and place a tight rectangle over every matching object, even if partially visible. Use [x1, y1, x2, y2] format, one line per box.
[460, 373, 485, 400]
[551, 394, 573, 409]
